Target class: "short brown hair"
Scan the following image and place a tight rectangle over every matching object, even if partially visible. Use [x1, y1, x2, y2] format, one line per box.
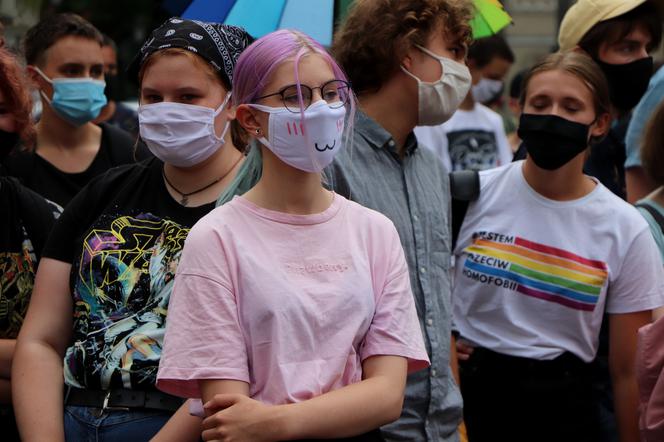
[0, 48, 35, 147]
[333, 0, 473, 96]
[578, 2, 662, 59]
[519, 51, 611, 144]
[138, 48, 247, 151]
[23, 13, 103, 66]
[641, 100, 664, 186]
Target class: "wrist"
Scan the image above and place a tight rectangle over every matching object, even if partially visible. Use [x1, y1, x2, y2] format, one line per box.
[270, 403, 299, 441]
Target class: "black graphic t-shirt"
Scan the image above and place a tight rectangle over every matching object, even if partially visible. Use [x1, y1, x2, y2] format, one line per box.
[0, 177, 56, 339]
[2, 123, 149, 208]
[447, 129, 499, 171]
[43, 158, 214, 391]
[414, 104, 513, 172]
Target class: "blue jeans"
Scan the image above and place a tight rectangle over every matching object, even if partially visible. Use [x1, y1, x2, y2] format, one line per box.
[64, 405, 173, 442]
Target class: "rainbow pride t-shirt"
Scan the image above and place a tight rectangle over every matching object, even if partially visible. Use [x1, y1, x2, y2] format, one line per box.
[452, 162, 664, 362]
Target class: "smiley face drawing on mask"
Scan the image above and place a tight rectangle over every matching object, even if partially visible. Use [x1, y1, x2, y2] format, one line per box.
[249, 100, 345, 173]
[315, 139, 336, 152]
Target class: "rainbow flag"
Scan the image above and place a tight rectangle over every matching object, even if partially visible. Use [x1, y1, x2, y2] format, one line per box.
[462, 235, 608, 311]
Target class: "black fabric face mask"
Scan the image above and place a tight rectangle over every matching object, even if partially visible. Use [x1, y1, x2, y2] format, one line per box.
[104, 73, 122, 102]
[0, 129, 20, 162]
[594, 56, 653, 111]
[517, 114, 591, 171]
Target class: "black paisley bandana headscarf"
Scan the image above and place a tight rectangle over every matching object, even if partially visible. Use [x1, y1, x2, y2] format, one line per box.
[128, 17, 253, 86]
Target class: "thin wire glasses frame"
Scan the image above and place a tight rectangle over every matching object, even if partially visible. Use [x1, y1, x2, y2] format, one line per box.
[255, 79, 351, 113]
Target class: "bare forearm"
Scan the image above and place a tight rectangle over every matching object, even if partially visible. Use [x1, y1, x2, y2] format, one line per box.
[612, 376, 640, 442]
[0, 339, 15, 378]
[609, 311, 650, 442]
[450, 335, 460, 386]
[276, 374, 404, 440]
[12, 341, 66, 442]
[201, 357, 407, 441]
[151, 400, 202, 442]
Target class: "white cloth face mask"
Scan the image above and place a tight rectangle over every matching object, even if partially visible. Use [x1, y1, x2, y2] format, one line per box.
[401, 44, 471, 126]
[138, 92, 232, 168]
[472, 78, 504, 104]
[250, 100, 346, 173]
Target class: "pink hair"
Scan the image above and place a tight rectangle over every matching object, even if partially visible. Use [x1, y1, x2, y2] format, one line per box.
[232, 29, 355, 135]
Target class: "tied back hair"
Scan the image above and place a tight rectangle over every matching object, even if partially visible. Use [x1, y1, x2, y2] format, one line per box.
[216, 29, 356, 206]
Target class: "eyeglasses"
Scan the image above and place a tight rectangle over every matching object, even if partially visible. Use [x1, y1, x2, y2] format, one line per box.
[255, 79, 351, 113]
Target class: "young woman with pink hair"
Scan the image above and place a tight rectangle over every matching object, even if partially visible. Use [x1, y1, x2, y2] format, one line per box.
[157, 30, 429, 442]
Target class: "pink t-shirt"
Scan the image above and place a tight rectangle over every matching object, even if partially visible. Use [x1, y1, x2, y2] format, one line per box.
[157, 193, 429, 404]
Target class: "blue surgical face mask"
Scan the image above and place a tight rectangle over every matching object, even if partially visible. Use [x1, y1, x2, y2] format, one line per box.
[33, 67, 107, 126]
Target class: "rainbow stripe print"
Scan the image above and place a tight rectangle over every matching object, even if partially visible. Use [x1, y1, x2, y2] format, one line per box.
[461, 232, 608, 312]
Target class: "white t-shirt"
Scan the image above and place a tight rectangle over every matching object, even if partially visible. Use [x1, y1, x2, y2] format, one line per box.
[452, 161, 664, 362]
[415, 103, 513, 172]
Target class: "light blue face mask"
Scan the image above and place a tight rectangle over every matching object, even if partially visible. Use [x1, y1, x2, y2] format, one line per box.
[34, 67, 107, 126]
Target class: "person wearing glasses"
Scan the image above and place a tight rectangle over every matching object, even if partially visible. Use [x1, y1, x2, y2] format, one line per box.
[12, 18, 252, 441]
[157, 29, 429, 442]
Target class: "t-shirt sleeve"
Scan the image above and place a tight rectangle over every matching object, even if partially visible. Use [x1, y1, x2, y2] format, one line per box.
[625, 69, 664, 169]
[606, 228, 664, 314]
[41, 180, 96, 263]
[637, 205, 664, 265]
[359, 220, 430, 373]
[14, 180, 57, 259]
[40, 164, 133, 263]
[157, 217, 249, 399]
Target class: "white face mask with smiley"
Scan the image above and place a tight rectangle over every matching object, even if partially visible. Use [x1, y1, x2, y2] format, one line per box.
[250, 100, 346, 173]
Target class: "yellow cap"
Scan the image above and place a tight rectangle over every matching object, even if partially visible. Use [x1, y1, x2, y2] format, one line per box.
[558, 0, 649, 51]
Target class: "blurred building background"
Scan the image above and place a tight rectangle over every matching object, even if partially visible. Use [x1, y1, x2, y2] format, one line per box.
[1, 0, 662, 101]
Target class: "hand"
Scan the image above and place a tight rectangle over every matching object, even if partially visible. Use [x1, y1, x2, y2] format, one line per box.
[456, 339, 475, 361]
[201, 394, 282, 442]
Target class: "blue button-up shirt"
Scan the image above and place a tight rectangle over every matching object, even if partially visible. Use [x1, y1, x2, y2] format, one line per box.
[326, 111, 463, 441]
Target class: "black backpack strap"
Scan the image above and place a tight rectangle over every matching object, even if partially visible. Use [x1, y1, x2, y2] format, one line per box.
[450, 170, 480, 250]
[636, 202, 664, 235]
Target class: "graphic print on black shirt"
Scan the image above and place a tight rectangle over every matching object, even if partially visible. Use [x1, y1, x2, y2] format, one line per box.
[0, 177, 55, 339]
[447, 129, 498, 172]
[0, 228, 36, 339]
[43, 158, 213, 390]
[65, 212, 189, 389]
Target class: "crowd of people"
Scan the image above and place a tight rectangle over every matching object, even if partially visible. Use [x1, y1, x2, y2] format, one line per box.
[1, 0, 664, 441]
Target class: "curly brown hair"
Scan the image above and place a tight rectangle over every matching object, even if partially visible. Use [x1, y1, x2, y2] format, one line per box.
[332, 0, 473, 96]
[641, 100, 664, 187]
[0, 48, 35, 147]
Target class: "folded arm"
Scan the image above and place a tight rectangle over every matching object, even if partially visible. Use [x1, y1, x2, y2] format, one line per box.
[200, 355, 407, 442]
[12, 259, 74, 442]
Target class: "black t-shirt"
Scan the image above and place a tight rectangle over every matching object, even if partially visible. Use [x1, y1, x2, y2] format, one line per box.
[43, 157, 214, 391]
[2, 123, 148, 209]
[0, 176, 56, 339]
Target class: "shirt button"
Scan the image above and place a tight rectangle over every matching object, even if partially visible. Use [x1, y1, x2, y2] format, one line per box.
[427, 318, 433, 326]
[420, 267, 427, 274]
[413, 214, 419, 221]
[388, 140, 395, 147]
[431, 369, 438, 377]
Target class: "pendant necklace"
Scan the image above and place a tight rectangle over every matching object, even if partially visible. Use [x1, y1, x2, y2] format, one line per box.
[162, 155, 242, 206]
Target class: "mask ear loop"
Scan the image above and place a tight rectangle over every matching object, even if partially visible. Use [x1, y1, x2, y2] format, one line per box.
[247, 103, 281, 149]
[212, 91, 234, 141]
[30, 66, 55, 105]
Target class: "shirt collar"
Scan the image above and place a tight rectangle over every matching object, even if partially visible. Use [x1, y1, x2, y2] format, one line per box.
[354, 109, 418, 157]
